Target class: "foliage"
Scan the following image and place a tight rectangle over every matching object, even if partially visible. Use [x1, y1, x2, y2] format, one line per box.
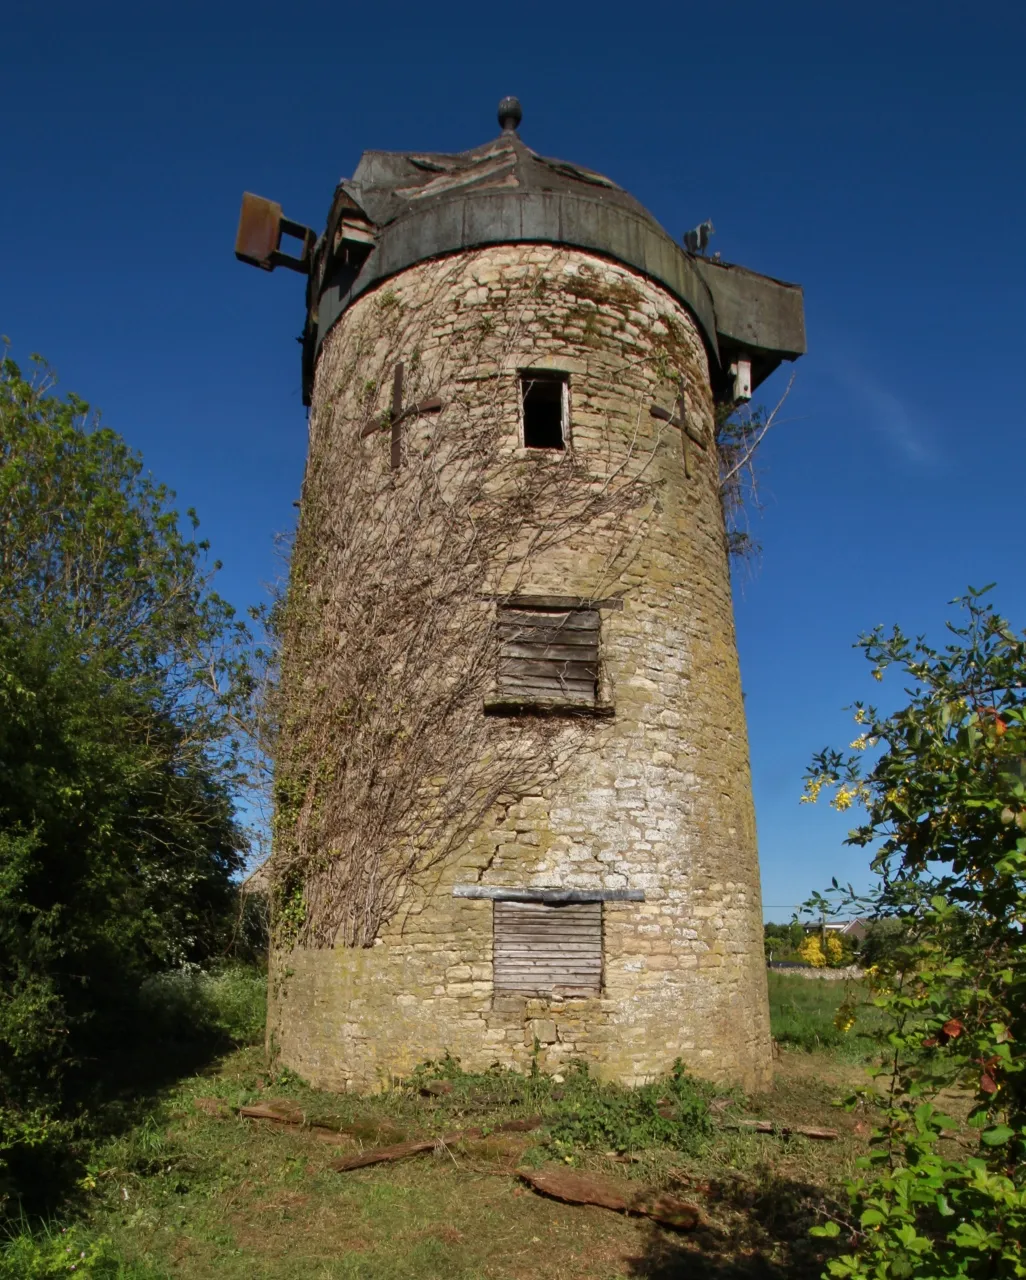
[0, 1223, 143, 1279]
[803, 589, 1026, 1278]
[543, 1060, 712, 1157]
[0, 347, 254, 1212]
[858, 918, 909, 969]
[137, 964, 267, 1050]
[799, 935, 827, 968]
[825, 935, 845, 967]
[409, 1053, 714, 1157]
[764, 920, 806, 961]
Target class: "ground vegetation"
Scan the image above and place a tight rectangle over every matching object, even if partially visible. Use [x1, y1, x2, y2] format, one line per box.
[2, 971, 893, 1279]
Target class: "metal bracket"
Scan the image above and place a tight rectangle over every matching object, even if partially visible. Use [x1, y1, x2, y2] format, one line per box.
[235, 192, 316, 274]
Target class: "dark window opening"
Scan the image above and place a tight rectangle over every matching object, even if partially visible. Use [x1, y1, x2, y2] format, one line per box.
[521, 371, 567, 449]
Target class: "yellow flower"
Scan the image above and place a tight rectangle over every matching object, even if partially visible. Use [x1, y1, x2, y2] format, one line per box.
[800, 776, 829, 805]
[872, 669, 883, 681]
[833, 787, 856, 812]
[834, 1010, 857, 1033]
[850, 735, 868, 751]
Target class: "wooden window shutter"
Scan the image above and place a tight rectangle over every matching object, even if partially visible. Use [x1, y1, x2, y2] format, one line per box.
[493, 901, 602, 995]
[496, 607, 599, 706]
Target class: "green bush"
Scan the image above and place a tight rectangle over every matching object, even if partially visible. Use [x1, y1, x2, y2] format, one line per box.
[545, 1059, 712, 1156]
[0, 1223, 144, 1279]
[804, 590, 1026, 1278]
[138, 965, 267, 1048]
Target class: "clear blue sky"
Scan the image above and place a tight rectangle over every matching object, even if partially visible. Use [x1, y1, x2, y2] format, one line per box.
[4, 0, 1024, 917]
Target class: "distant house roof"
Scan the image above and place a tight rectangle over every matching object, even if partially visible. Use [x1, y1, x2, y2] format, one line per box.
[804, 918, 869, 938]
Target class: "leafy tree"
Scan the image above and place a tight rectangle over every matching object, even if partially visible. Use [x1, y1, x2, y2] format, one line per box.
[0, 348, 253, 1207]
[803, 589, 1026, 1278]
[764, 921, 806, 961]
[858, 917, 908, 969]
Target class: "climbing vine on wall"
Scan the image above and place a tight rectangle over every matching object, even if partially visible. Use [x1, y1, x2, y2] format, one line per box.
[269, 250, 722, 949]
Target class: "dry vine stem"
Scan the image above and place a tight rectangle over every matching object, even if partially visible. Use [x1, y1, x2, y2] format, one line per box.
[716, 373, 793, 563]
[272, 248, 722, 948]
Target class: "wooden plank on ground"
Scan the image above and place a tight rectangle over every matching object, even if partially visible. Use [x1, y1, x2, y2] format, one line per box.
[330, 1116, 543, 1172]
[516, 1168, 703, 1229]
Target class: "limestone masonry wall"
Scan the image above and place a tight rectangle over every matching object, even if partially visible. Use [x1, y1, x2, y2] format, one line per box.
[269, 244, 773, 1092]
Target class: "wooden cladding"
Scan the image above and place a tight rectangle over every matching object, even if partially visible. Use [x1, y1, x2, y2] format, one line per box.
[496, 606, 599, 706]
[493, 901, 602, 995]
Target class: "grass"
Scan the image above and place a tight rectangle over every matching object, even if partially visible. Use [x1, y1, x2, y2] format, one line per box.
[2, 968, 885, 1279]
[768, 971, 883, 1061]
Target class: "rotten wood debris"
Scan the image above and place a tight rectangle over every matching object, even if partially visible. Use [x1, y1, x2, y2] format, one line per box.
[728, 1119, 838, 1140]
[515, 1168, 704, 1230]
[328, 1115, 543, 1172]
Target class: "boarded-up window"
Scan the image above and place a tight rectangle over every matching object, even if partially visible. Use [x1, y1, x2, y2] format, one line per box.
[496, 607, 599, 707]
[493, 901, 602, 995]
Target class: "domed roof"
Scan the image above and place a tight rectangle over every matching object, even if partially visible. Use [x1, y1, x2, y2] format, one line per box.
[340, 128, 664, 236]
[298, 99, 804, 404]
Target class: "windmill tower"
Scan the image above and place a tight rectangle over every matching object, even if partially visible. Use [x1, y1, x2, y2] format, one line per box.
[236, 98, 805, 1092]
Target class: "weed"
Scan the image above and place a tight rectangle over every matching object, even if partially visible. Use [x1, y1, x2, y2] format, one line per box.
[0, 1220, 155, 1279]
[408, 1055, 713, 1157]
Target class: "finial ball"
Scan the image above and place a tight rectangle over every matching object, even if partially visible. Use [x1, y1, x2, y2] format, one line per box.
[498, 96, 522, 133]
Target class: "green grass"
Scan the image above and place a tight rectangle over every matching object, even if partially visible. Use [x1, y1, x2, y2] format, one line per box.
[768, 971, 883, 1060]
[3, 967, 877, 1279]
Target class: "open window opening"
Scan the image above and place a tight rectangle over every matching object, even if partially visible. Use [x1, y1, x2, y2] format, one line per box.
[520, 370, 568, 450]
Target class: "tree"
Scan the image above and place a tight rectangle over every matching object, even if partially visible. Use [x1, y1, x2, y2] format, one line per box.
[0, 347, 253, 1207]
[803, 589, 1026, 1278]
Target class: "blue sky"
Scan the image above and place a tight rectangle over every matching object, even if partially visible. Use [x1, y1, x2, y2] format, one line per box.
[4, 0, 1024, 917]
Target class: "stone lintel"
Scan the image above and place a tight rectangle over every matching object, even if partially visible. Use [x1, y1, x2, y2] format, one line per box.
[452, 885, 645, 903]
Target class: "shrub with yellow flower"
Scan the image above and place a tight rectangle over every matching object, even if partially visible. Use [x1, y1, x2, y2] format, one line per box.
[797, 934, 826, 967]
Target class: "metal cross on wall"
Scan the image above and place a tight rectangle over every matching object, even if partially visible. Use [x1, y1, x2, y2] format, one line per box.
[359, 362, 443, 470]
[649, 377, 707, 479]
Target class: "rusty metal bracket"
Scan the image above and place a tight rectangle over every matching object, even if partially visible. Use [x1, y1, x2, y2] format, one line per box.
[235, 192, 316, 274]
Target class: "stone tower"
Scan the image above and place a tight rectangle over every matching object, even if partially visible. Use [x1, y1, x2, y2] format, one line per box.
[236, 98, 805, 1093]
